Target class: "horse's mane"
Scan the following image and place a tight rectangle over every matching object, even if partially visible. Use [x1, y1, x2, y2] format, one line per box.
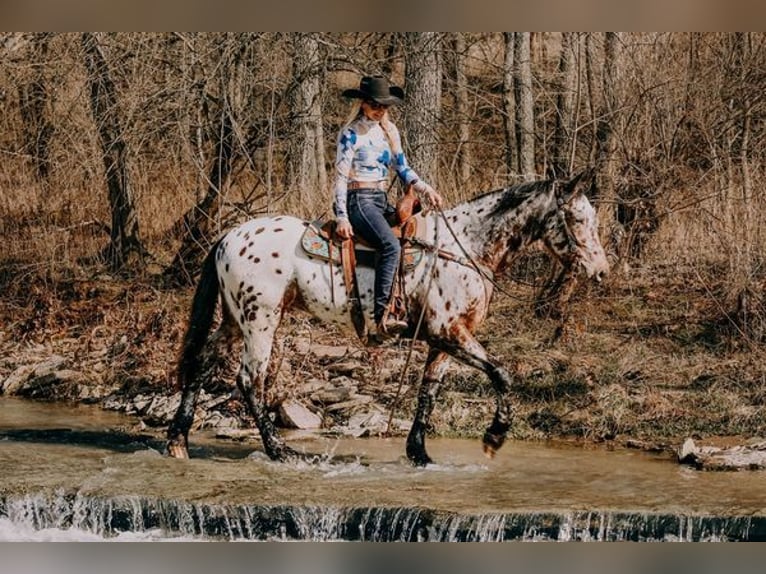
[484, 179, 552, 218]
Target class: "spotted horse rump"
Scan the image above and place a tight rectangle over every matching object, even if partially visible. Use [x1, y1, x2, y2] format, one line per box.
[167, 168, 609, 466]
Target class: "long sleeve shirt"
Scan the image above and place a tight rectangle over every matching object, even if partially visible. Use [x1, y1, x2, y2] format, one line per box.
[333, 115, 421, 220]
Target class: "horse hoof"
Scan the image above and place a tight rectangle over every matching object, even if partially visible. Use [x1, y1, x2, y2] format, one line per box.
[482, 431, 506, 459]
[407, 450, 433, 467]
[167, 444, 189, 459]
[283, 448, 301, 462]
[267, 445, 301, 462]
[482, 443, 497, 459]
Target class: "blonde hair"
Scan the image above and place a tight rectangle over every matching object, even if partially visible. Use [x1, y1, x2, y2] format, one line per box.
[340, 101, 400, 157]
[340, 101, 363, 133]
[379, 115, 399, 157]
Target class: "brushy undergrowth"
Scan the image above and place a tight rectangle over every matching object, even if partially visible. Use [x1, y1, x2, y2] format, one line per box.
[3, 250, 765, 453]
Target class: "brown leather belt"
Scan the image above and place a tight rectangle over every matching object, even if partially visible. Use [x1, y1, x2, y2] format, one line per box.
[348, 180, 388, 191]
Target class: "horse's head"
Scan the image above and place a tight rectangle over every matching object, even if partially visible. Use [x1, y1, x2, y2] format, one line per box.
[544, 169, 609, 282]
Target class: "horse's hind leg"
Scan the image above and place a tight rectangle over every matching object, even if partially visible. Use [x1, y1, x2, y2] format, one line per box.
[433, 326, 515, 459]
[167, 321, 237, 458]
[406, 348, 451, 467]
[237, 322, 298, 461]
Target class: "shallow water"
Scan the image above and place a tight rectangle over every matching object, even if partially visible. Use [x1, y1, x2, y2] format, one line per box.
[2, 397, 766, 541]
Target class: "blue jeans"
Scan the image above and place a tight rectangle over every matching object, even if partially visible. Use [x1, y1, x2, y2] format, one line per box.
[347, 190, 401, 324]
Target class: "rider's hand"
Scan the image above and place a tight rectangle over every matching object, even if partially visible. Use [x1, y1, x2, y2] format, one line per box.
[413, 180, 444, 209]
[336, 218, 354, 240]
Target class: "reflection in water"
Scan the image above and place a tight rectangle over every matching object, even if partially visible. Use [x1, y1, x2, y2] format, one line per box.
[2, 397, 766, 541]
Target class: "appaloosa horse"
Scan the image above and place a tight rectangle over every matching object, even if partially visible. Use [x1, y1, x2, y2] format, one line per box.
[167, 169, 609, 466]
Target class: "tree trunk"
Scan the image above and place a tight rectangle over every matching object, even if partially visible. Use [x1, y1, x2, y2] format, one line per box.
[81, 32, 145, 271]
[734, 34, 752, 208]
[403, 32, 442, 187]
[595, 33, 621, 241]
[288, 33, 326, 206]
[551, 33, 577, 179]
[177, 33, 208, 204]
[378, 33, 398, 78]
[514, 32, 535, 181]
[595, 32, 629, 271]
[502, 32, 516, 181]
[585, 33, 599, 165]
[595, 33, 619, 175]
[452, 33, 471, 187]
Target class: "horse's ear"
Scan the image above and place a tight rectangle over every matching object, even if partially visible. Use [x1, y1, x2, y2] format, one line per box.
[557, 167, 596, 205]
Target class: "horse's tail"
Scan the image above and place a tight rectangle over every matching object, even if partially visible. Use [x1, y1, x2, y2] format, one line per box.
[176, 238, 223, 390]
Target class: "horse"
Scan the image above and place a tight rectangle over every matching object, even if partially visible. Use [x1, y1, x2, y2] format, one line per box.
[166, 169, 609, 466]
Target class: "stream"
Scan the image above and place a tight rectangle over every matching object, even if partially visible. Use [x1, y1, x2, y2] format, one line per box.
[2, 397, 765, 541]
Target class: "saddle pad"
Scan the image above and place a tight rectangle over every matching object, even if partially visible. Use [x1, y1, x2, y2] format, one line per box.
[300, 223, 423, 270]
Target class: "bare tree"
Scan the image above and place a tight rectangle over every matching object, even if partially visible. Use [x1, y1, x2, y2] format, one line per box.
[164, 35, 240, 284]
[551, 33, 578, 179]
[374, 33, 399, 78]
[8, 32, 766, 307]
[81, 32, 146, 271]
[18, 33, 54, 182]
[403, 32, 442, 187]
[451, 33, 472, 187]
[595, 33, 620, 176]
[594, 33, 621, 241]
[502, 32, 516, 180]
[584, 33, 599, 165]
[288, 33, 327, 205]
[514, 32, 535, 180]
[734, 33, 753, 207]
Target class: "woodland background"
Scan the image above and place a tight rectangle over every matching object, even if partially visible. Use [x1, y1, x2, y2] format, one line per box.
[1, 32, 763, 288]
[2, 33, 766, 447]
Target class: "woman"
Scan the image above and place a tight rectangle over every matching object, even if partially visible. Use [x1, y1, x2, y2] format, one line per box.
[333, 75, 443, 336]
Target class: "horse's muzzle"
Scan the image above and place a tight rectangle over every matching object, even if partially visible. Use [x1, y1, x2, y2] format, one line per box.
[580, 258, 609, 283]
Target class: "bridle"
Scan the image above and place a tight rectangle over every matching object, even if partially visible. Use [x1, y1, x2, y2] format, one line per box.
[409, 181, 590, 305]
[553, 182, 588, 263]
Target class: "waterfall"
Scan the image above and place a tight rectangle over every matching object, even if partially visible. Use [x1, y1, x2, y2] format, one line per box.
[1, 492, 764, 541]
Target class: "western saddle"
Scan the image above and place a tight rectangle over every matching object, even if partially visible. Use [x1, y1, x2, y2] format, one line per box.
[305, 184, 423, 342]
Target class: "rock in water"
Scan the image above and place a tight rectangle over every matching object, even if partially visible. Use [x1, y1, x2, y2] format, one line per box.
[278, 400, 322, 429]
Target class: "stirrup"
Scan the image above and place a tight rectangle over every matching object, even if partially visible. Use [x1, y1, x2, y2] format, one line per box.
[376, 317, 408, 337]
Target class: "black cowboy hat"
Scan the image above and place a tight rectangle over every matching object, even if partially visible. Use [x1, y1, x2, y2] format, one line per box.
[342, 76, 404, 106]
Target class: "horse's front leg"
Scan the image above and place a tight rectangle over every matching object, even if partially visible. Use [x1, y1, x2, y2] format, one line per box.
[434, 325, 515, 459]
[406, 348, 451, 467]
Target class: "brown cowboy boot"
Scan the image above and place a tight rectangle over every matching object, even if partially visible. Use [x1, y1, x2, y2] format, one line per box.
[377, 317, 408, 337]
[376, 306, 408, 338]
[375, 248, 410, 338]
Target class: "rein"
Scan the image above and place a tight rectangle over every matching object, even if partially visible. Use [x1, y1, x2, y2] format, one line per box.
[430, 206, 534, 304]
[385, 210, 441, 436]
[555, 185, 586, 256]
[385, 188, 579, 432]
[431, 183, 584, 305]
[408, 236, 495, 280]
[386, 203, 529, 434]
